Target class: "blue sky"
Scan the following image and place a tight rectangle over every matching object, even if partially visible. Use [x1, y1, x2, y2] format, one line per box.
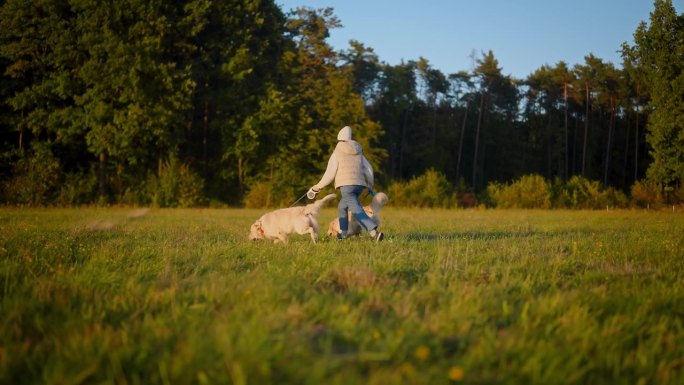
[276, 0, 683, 79]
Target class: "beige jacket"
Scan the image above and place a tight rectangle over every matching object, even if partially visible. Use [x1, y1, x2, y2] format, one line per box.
[314, 140, 374, 190]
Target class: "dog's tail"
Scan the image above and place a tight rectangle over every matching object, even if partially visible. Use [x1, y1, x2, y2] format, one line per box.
[305, 193, 336, 216]
[370, 192, 389, 214]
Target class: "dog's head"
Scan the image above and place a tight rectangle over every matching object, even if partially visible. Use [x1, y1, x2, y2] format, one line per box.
[249, 220, 265, 241]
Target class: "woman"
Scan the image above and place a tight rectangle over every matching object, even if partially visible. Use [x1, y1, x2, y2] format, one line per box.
[308, 126, 384, 241]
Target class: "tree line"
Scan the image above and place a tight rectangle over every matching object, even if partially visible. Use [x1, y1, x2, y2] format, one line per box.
[0, 0, 682, 207]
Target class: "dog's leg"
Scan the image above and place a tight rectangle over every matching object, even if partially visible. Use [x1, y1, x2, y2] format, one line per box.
[276, 232, 288, 243]
[306, 215, 319, 243]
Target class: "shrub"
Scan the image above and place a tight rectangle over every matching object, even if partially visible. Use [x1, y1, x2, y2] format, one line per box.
[564, 176, 601, 209]
[1, 143, 60, 206]
[486, 174, 551, 209]
[388, 169, 457, 207]
[56, 171, 98, 206]
[243, 177, 307, 208]
[120, 183, 151, 206]
[602, 186, 629, 208]
[485, 181, 508, 208]
[244, 181, 272, 208]
[457, 192, 478, 208]
[554, 176, 628, 209]
[550, 177, 571, 208]
[517, 175, 552, 208]
[486, 174, 629, 209]
[673, 184, 684, 204]
[147, 155, 205, 208]
[631, 179, 664, 207]
[631, 179, 684, 207]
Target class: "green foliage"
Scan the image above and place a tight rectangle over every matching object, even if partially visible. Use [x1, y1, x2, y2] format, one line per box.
[195, 0, 287, 199]
[559, 176, 628, 209]
[487, 174, 551, 209]
[388, 169, 457, 207]
[630, 179, 664, 207]
[1, 143, 59, 205]
[243, 178, 305, 209]
[243, 181, 272, 209]
[233, 7, 385, 207]
[146, 155, 205, 208]
[0, 0, 288, 205]
[119, 183, 151, 207]
[0, 0, 194, 164]
[626, 0, 684, 188]
[0, 1, 677, 208]
[631, 179, 684, 207]
[485, 175, 629, 209]
[1, 208, 683, 384]
[674, 184, 684, 204]
[340, 40, 380, 102]
[55, 170, 98, 206]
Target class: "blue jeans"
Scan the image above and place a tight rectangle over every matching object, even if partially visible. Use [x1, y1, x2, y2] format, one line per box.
[338, 185, 376, 236]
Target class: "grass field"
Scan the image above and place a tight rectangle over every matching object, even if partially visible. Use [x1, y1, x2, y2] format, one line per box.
[1, 207, 683, 384]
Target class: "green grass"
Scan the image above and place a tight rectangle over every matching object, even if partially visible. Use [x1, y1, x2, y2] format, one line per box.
[1, 207, 683, 384]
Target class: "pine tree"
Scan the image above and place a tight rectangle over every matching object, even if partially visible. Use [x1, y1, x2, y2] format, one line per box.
[626, 0, 684, 189]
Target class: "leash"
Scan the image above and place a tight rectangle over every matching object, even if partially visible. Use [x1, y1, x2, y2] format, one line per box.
[288, 192, 309, 207]
[361, 187, 376, 202]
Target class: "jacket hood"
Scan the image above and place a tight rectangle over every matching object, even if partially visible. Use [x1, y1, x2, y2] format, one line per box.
[337, 126, 352, 141]
[335, 140, 362, 155]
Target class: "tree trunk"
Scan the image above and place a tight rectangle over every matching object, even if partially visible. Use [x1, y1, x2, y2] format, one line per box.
[185, 101, 194, 159]
[634, 88, 641, 181]
[203, 83, 209, 179]
[99, 152, 107, 199]
[564, 83, 569, 180]
[473, 91, 486, 189]
[573, 113, 579, 176]
[19, 109, 24, 151]
[582, 83, 590, 176]
[399, 105, 411, 179]
[623, 110, 631, 189]
[238, 156, 244, 192]
[603, 97, 616, 186]
[547, 117, 552, 179]
[456, 103, 468, 181]
[431, 103, 438, 148]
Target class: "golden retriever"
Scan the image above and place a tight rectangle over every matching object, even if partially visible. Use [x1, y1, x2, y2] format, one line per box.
[249, 194, 336, 243]
[327, 192, 388, 237]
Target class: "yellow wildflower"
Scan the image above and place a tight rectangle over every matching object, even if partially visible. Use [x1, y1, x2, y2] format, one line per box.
[448, 366, 464, 381]
[414, 345, 430, 361]
[399, 362, 415, 375]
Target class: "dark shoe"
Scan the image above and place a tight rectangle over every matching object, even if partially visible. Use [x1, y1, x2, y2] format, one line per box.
[374, 231, 384, 242]
[336, 233, 346, 240]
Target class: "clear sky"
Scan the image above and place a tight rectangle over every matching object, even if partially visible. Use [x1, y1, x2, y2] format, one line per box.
[276, 0, 684, 79]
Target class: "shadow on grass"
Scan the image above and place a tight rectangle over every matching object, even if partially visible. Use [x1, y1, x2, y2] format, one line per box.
[401, 229, 591, 242]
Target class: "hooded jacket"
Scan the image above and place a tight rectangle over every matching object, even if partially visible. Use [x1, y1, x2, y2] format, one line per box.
[313, 128, 374, 190]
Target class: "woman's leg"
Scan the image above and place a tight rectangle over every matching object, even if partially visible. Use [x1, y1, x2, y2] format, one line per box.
[346, 186, 377, 232]
[339, 186, 383, 241]
[337, 187, 352, 238]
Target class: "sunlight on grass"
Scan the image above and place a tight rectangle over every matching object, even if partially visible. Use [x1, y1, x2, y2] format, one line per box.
[0, 207, 683, 384]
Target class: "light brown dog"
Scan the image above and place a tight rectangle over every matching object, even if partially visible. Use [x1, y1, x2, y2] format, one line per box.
[249, 194, 336, 243]
[327, 192, 388, 237]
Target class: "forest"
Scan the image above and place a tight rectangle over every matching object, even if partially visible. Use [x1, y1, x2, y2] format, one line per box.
[0, 0, 682, 207]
